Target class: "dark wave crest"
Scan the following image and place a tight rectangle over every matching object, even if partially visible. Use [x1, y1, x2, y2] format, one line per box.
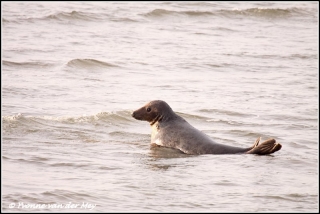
[3, 189, 96, 207]
[199, 108, 255, 118]
[142, 7, 312, 19]
[3, 10, 107, 24]
[2, 18, 18, 24]
[110, 17, 139, 23]
[221, 7, 305, 18]
[143, 9, 214, 17]
[66, 59, 119, 69]
[42, 10, 105, 22]
[3, 60, 57, 69]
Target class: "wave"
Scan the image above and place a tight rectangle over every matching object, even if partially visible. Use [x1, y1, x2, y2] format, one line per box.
[45, 10, 102, 21]
[35, 10, 105, 22]
[286, 54, 318, 60]
[223, 7, 296, 18]
[3, 10, 107, 24]
[143, 9, 214, 17]
[110, 17, 139, 23]
[2, 111, 137, 144]
[177, 112, 211, 121]
[2, 111, 236, 135]
[3, 60, 57, 69]
[253, 193, 317, 203]
[2, 109, 260, 130]
[2, 18, 18, 24]
[142, 7, 312, 19]
[199, 108, 255, 118]
[2, 111, 134, 127]
[221, 53, 318, 61]
[3, 189, 97, 207]
[66, 59, 119, 69]
[2, 18, 9, 23]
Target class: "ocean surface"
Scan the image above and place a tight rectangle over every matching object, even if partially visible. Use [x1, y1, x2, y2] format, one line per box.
[2, 1, 319, 212]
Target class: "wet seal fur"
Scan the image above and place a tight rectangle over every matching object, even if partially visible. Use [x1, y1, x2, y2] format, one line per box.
[132, 100, 282, 155]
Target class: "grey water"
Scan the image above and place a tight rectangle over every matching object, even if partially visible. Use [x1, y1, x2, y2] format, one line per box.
[2, 1, 319, 212]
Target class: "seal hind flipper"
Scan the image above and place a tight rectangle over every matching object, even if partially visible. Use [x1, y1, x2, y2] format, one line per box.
[252, 137, 261, 148]
[246, 138, 282, 155]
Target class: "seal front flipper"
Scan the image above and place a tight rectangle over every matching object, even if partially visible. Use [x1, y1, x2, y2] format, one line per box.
[246, 138, 282, 155]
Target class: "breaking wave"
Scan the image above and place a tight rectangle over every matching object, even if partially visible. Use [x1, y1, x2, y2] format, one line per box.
[44, 10, 104, 21]
[2, 111, 134, 127]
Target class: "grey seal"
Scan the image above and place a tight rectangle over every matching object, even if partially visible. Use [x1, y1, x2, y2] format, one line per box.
[132, 100, 282, 155]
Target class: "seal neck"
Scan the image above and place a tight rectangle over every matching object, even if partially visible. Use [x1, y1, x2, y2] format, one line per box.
[149, 112, 178, 126]
[150, 114, 163, 126]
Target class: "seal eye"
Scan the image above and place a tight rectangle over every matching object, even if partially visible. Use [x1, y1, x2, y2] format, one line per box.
[147, 107, 151, 112]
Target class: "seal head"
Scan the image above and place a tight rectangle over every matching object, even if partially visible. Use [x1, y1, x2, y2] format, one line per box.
[132, 100, 177, 125]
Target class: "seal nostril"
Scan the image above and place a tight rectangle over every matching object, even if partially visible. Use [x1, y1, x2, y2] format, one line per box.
[132, 112, 135, 117]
